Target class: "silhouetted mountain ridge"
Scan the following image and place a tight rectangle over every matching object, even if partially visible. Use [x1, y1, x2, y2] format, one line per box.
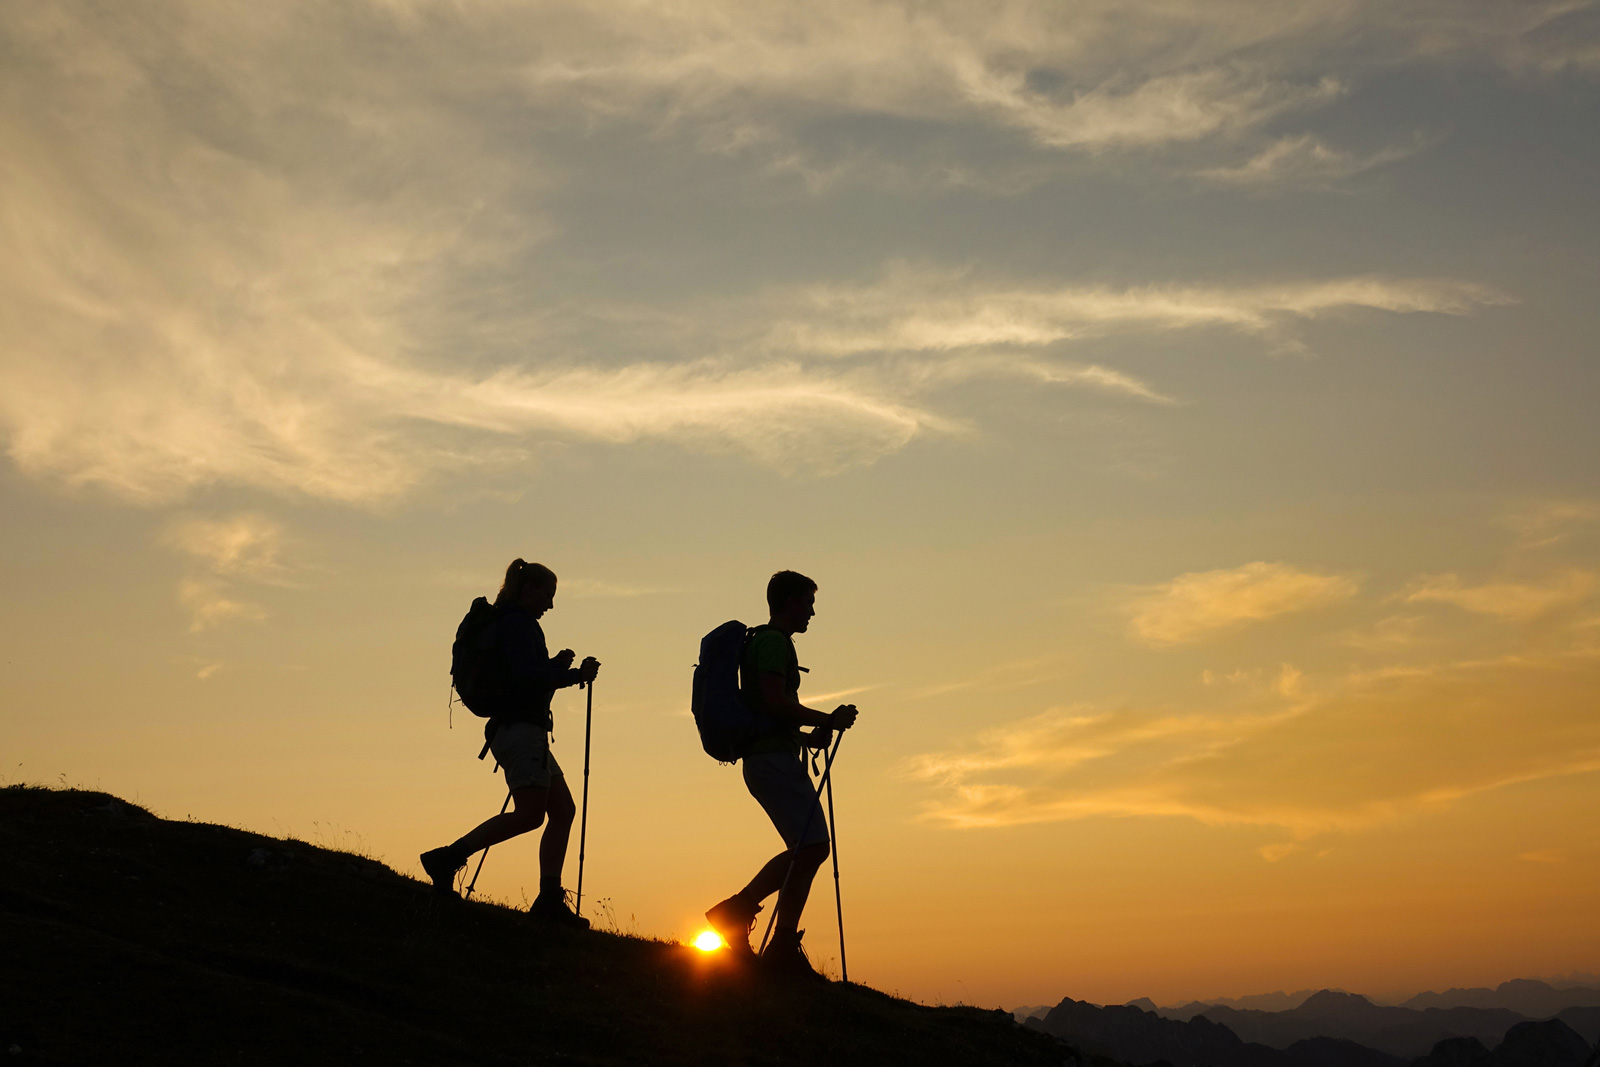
[1032, 997, 1599, 1067]
[1411, 1020, 1597, 1067]
[1198, 990, 1529, 1060]
[1403, 979, 1600, 1018]
[1030, 997, 1408, 1067]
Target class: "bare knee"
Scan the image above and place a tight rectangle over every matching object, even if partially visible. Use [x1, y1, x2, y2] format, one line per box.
[508, 787, 549, 832]
[797, 840, 829, 868]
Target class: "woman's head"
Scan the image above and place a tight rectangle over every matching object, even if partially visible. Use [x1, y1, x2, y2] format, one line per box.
[495, 558, 558, 613]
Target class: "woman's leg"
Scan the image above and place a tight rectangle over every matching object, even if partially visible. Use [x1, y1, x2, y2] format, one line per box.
[451, 785, 549, 857]
[538, 774, 577, 884]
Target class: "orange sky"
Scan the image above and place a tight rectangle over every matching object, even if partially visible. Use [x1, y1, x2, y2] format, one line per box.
[3, 0, 1599, 1009]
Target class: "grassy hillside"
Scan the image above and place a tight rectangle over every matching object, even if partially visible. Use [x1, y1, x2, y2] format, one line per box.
[0, 786, 1101, 1066]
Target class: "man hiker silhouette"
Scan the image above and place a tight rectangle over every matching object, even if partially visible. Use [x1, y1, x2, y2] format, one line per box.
[422, 559, 599, 927]
[705, 570, 859, 977]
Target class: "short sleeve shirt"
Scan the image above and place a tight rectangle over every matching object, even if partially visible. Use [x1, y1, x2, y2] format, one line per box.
[740, 628, 802, 756]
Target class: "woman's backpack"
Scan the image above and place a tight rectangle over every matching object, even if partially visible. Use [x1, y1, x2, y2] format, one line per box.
[450, 597, 504, 717]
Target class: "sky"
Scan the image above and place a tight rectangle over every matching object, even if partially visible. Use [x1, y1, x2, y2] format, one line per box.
[3, 0, 1599, 1009]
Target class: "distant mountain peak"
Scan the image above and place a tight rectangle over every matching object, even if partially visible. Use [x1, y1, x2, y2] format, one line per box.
[1498, 978, 1556, 994]
[1300, 990, 1377, 1010]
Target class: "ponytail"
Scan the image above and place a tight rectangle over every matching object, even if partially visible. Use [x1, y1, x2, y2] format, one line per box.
[494, 558, 558, 608]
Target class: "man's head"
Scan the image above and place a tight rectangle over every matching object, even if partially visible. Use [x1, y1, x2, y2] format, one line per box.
[766, 570, 817, 634]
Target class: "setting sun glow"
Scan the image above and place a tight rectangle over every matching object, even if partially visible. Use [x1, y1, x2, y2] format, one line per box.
[693, 931, 724, 953]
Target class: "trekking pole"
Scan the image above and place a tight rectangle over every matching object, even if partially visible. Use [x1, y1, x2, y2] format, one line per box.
[825, 763, 847, 984]
[575, 678, 593, 918]
[757, 733, 843, 955]
[464, 788, 513, 899]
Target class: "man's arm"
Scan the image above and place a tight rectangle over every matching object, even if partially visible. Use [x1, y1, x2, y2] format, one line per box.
[759, 673, 858, 731]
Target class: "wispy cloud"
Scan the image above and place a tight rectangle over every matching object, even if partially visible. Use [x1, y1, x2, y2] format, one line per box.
[1198, 134, 1423, 187]
[1129, 561, 1360, 645]
[1340, 613, 1426, 650]
[162, 515, 289, 582]
[1402, 570, 1599, 620]
[1501, 500, 1600, 548]
[511, 0, 1597, 160]
[162, 514, 290, 631]
[177, 578, 266, 634]
[764, 268, 1507, 358]
[1518, 849, 1564, 864]
[800, 685, 876, 705]
[0, 3, 1533, 507]
[906, 648, 1600, 841]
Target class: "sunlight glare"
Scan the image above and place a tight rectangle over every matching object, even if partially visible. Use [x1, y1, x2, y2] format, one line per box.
[693, 930, 724, 952]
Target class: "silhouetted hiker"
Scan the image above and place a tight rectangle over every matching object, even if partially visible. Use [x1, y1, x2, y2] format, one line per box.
[421, 559, 599, 927]
[704, 570, 859, 977]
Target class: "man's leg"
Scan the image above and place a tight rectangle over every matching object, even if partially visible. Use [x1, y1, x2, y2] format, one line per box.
[736, 850, 794, 905]
[768, 841, 829, 938]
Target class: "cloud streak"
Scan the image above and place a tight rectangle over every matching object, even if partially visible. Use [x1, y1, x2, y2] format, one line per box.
[1403, 570, 1598, 620]
[1130, 562, 1361, 645]
[906, 648, 1600, 841]
[762, 269, 1507, 358]
[0, 3, 1529, 506]
[1198, 134, 1423, 188]
[162, 515, 289, 582]
[162, 513, 290, 631]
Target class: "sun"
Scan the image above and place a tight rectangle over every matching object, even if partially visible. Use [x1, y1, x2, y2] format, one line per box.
[693, 930, 724, 952]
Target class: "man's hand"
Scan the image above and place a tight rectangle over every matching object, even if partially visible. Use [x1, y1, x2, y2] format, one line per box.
[806, 727, 834, 750]
[578, 656, 600, 684]
[553, 649, 576, 669]
[829, 704, 859, 730]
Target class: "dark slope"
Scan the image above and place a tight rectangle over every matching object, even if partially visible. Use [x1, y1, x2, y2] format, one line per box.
[0, 787, 1102, 1066]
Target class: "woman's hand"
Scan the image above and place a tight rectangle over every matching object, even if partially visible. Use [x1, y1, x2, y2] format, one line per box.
[578, 656, 600, 684]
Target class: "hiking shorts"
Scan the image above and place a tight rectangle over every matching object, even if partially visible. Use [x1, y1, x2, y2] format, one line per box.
[490, 722, 563, 792]
[742, 750, 828, 850]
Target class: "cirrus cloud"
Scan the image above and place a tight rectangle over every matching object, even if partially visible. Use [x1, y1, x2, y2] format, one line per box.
[906, 648, 1600, 845]
[1129, 561, 1361, 645]
[1402, 570, 1599, 620]
[0, 2, 1536, 507]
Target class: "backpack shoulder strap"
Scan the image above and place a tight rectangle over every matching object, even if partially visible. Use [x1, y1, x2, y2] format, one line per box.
[744, 625, 803, 676]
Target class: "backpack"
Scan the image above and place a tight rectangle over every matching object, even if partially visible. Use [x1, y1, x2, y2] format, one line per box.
[450, 597, 504, 717]
[691, 620, 784, 762]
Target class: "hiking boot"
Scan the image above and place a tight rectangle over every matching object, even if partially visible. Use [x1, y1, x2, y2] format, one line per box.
[420, 846, 466, 897]
[530, 887, 591, 930]
[761, 928, 825, 980]
[705, 895, 762, 960]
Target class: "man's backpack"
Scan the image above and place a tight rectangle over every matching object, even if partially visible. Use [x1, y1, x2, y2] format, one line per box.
[691, 620, 783, 762]
[450, 597, 504, 717]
